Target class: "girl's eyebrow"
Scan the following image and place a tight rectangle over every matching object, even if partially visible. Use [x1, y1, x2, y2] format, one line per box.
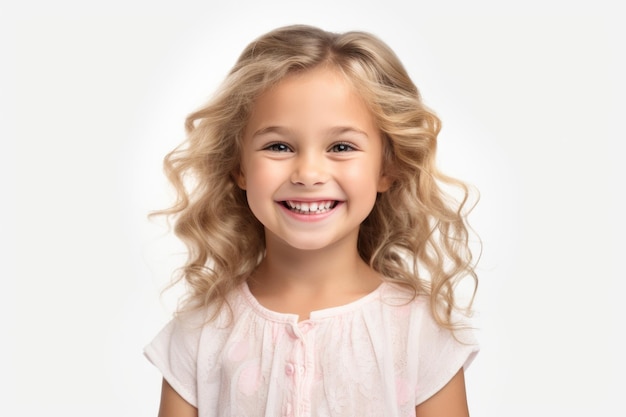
[250, 126, 370, 139]
[325, 126, 370, 139]
[250, 126, 293, 139]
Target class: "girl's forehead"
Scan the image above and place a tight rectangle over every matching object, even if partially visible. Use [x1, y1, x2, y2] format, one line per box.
[245, 67, 378, 138]
[265, 66, 347, 95]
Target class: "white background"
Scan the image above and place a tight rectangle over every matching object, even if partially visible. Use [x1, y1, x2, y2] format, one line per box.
[2, 1, 624, 416]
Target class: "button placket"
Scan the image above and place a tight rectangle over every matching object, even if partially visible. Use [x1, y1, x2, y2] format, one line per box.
[294, 323, 317, 417]
[284, 322, 307, 416]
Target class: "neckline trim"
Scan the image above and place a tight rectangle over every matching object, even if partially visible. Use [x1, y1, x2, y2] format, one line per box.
[239, 281, 387, 323]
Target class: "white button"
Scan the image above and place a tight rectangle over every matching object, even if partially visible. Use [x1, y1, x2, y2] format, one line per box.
[285, 363, 295, 376]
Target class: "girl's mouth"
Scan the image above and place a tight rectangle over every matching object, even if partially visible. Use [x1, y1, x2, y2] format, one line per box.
[281, 200, 338, 215]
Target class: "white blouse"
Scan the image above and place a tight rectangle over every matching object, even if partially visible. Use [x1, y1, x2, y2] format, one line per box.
[144, 282, 479, 417]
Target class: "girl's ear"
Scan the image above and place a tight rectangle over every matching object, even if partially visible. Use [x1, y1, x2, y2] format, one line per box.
[234, 168, 247, 190]
[377, 174, 392, 193]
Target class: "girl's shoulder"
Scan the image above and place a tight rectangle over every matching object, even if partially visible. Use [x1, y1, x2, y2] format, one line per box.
[378, 282, 478, 344]
[377, 282, 433, 320]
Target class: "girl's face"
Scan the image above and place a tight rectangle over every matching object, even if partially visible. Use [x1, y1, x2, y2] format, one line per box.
[238, 66, 390, 252]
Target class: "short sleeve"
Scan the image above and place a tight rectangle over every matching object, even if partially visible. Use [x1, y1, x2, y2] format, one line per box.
[144, 315, 204, 407]
[413, 309, 479, 406]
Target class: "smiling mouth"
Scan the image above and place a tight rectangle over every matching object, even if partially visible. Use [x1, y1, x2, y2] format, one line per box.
[282, 200, 338, 215]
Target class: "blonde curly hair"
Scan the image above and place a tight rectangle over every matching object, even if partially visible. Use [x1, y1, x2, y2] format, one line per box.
[156, 24, 479, 329]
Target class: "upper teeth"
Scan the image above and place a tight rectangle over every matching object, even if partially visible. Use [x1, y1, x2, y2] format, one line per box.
[286, 201, 333, 212]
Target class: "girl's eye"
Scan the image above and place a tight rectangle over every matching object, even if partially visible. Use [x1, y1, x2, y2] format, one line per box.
[329, 142, 355, 152]
[264, 142, 291, 152]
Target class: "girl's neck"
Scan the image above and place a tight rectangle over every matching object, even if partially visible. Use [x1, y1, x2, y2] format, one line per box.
[261, 247, 366, 289]
[247, 235, 382, 317]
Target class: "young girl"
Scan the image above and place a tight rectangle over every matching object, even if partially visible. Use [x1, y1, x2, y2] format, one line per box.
[145, 24, 480, 417]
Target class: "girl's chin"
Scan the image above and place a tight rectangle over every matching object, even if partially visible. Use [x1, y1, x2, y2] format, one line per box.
[264, 229, 360, 254]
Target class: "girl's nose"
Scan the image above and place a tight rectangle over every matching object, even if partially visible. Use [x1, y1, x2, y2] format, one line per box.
[290, 153, 328, 186]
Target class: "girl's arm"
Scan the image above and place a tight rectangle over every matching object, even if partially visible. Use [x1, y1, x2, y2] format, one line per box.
[157, 379, 198, 417]
[415, 368, 470, 417]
